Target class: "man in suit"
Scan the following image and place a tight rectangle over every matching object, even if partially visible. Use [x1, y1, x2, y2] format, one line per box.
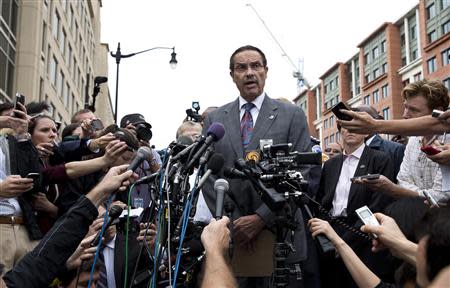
[354, 105, 405, 179]
[202, 45, 312, 287]
[316, 124, 394, 287]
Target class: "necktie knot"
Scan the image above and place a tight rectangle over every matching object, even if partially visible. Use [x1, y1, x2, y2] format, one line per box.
[242, 102, 255, 113]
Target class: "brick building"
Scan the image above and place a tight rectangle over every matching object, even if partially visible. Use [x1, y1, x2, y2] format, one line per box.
[294, 0, 449, 148]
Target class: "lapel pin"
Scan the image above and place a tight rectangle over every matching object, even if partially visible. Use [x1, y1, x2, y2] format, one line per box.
[269, 115, 275, 120]
[359, 165, 366, 169]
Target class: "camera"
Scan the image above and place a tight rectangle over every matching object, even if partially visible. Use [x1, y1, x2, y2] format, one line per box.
[185, 101, 202, 122]
[120, 113, 153, 142]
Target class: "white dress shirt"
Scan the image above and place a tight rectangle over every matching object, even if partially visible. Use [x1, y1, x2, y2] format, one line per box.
[0, 136, 21, 215]
[397, 136, 446, 202]
[238, 92, 265, 124]
[103, 235, 117, 288]
[331, 144, 365, 217]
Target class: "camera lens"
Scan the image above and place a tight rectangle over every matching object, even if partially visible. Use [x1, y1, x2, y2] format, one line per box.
[136, 123, 152, 142]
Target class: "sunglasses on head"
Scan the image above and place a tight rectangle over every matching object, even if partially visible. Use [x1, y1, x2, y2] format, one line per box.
[325, 148, 341, 153]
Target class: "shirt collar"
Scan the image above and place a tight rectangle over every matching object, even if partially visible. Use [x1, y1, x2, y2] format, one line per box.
[365, 135, 376, 146]
[344, 143, 365, 159]
[239, 92, 265, 112]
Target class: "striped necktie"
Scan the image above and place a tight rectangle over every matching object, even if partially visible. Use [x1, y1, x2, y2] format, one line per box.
[241, 102, 255, 149]
[96, 248, 108, 288]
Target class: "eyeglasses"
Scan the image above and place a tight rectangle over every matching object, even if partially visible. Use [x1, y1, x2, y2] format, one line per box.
[324, 148, 341, 153]
[233, 62, 265, 73]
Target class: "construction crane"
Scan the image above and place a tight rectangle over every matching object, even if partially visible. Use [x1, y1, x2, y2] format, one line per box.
[246, 3, 310, 91]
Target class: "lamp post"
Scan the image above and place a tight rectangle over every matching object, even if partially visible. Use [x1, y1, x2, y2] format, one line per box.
[110, 42, 177, 123]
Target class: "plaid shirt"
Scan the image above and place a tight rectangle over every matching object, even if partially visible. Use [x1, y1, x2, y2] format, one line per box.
[397, 136, 448, 202]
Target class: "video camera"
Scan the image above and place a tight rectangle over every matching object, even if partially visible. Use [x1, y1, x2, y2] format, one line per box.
[185, 101, 202, 122]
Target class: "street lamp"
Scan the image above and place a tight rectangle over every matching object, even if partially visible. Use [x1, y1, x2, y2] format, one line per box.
[110, 42, 178, 123]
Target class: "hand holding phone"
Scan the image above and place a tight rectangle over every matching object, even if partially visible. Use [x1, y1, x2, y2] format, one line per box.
[420, 145, 441, 156]
[423, 191, 440, 208]
[331, 101, 353, 121]
[356, 205, 380, 238]
[350, 174, 380, 182]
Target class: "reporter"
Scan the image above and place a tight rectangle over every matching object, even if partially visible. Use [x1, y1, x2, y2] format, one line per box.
[1, 165, 135, 288]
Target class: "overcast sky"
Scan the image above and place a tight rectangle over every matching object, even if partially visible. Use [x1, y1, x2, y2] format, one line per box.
[101, 0, 418, 148]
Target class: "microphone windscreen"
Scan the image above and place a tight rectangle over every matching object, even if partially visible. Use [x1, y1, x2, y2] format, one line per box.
[109, 205, 124, 219]
[214, 178, 229, 191]
[207, 122, 225, 141]
[94, 76, 108, 84]
[136, 146, 152, 159]
[207, 153, 224, 174]
[177, 135, 194, 146]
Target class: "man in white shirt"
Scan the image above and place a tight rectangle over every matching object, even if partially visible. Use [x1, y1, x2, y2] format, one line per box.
[356, 79, 449, 204]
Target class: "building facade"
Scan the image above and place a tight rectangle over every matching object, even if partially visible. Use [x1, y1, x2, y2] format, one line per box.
[0, 0, 113, 126]
[294, 0, 449, 148]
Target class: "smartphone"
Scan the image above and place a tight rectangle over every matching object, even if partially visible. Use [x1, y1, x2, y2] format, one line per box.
[423, 191, 440, 208]
[420, 145, 441, 155]
[14, 93, 25, 117]
[432, 109, 444, 118]
[355, 205, 380, 238]
[350, 174, 380, 182]
[331, 101, 353, 121]
[14, 93, 25, 109]
[26, 172, 40, 180]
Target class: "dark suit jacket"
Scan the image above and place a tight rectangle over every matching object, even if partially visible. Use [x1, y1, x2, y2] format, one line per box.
[368, 134, 405, 179]
[202, 95, 312, 261]
[316, 146, 394, 249]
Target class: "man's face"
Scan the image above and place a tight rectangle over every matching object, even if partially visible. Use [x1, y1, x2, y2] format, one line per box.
[341, 127, 366, 147]
[230, 50, 268, 102]
[402, 95, 433, 119]
[76, 111, 96, 123]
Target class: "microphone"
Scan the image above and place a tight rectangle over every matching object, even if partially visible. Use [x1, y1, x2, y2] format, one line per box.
[199, 146, 214, 166]
[134, 171, 160, 185]
[172, 136, 203, 162]
[91, 205, 124, 247]
[196, 153, 224, 189]
[223, 167, 247, 179]
[128, 146, 152, 172]
[184, 122, 225, 171]
[214, 179, 229, 220]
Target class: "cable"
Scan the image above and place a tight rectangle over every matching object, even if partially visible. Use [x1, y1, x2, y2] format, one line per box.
[87, 196, 112, 288]
[172, 167, 202, 287]
[123, 183, 137, 288]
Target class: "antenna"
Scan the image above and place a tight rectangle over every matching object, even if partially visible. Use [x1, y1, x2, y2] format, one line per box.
[246, 3, 309, 90]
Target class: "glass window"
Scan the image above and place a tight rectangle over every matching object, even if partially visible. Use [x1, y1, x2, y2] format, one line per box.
[402, 57, 407, 66]
[414, 72, 422, 81]
[50, 56, 57, 86]
[373, 68, 380, 79]
[411, 25, 417, 40]
[330, 115, 335, 127]
[41, 22, 47, 53]
[63, 83, 69, 106]
[382, 85, 389, 98]
[373, 90, 379, 103]
[52, 11, 60, 40]
[401, 34, 405, 46]
[382, 62, 388, 74]
[426, 3, 436, 19]
[364, 95, 370, 105]
[427, 57, 437, 73]
[330, 134, 335, 144]
[443, 78, 450, 91]
[443, 20, 450, 35]
[372, 46, 380, 59]
[364, 53, 370, 65]
[428, 30, 437, 43]
[411, 49, 417, 61]
[443, 0, 450, 9]
[443, 48, 450, 66]
[57, 70, 64, 95]
[382, 107, 390, 120]
[59, 29, 66, 54]
[324, 119, 328, 129]
[381, 41, 386, 53]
